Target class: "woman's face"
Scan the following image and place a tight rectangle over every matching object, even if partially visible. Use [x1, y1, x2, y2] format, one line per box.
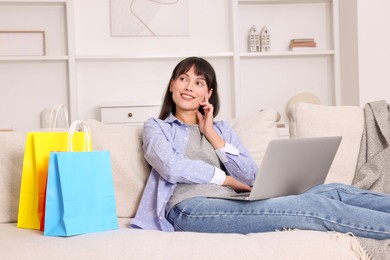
[170, 65, 211, 114]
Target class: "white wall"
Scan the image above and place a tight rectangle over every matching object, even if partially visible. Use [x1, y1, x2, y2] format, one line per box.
[74, 0, 233, 122]
[357, 0, 390, 105]
[3, 0, 389, 130]
[340, 0, 390, 106]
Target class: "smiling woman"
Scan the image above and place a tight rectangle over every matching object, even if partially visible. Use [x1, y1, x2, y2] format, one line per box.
[129, 57, 390, 241]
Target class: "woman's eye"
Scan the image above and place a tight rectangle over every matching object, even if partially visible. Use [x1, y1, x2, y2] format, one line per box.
[196, 80, 206, 87]
[179, 76, 188, 82]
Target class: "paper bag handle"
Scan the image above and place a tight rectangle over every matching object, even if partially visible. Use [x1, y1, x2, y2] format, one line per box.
[49, 104, 70, 130]
[68, 120, 91, 152]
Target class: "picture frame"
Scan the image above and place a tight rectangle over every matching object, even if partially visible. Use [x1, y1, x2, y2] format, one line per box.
[110, 0, 189, 36]
[0, 31, 46, 56]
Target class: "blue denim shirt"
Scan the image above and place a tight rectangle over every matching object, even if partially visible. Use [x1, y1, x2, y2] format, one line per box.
[129, 114, 257, 231]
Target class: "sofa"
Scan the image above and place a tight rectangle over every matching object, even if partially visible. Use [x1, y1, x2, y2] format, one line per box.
[0, 104, 376, 259]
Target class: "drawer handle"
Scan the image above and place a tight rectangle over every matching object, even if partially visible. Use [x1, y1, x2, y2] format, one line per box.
[128, 112, 133, 118]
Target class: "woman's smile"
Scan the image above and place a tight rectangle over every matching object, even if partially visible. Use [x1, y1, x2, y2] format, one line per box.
[180, 93, 196, 101]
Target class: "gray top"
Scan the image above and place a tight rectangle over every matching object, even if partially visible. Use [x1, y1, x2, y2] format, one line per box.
[166, 125, 237, 213]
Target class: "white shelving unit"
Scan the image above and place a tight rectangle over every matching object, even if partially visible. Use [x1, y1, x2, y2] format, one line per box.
[0, 0, 340, 129]
[0, 0, 76, 130]
[231, 0, 340, 119]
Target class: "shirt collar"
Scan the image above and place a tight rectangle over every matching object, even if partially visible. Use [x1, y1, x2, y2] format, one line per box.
[165, 113, 183, 125]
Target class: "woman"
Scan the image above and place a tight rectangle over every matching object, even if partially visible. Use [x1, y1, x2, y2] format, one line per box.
[130, 57, 390, 240]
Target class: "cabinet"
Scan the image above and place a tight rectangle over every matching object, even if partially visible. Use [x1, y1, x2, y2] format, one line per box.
[0, 0, 340, 129]
[100, 101, 161, 125]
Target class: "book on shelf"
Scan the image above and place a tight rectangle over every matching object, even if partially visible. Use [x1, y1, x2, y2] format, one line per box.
[289, 38, 317, 50]
[290, 38, 315, 43]
[290, 42, 316, 47]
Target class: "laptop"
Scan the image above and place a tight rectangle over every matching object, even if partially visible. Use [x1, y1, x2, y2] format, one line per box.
[211, 136, 342, 201]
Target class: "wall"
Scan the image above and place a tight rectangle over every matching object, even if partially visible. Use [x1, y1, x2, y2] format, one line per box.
[357, 0, 390, 105]
[0, 0, 233, 130]
[75, 0, 339, 125]
[3, 0, 382, 130]
[340, 0, 390, 106]
[74, 0, 233, 122]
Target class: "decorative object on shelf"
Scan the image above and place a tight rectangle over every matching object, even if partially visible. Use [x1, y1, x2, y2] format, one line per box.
[0, 31, 45, 56]
[285, 92, 322, 118]
[110, 0, 189, 36]
[248, 25, 260, 52]
[289, 38, 317, 51]
[260, 26, 270, 52]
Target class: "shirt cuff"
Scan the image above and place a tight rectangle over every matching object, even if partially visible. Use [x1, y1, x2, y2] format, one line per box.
[209, 167, 226, 185]
[215, 142, 240, 163]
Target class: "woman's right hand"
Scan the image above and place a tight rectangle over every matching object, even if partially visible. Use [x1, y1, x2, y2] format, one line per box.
[223, 176, 252, 192]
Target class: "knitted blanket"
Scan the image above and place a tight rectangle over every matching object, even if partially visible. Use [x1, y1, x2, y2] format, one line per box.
[352, 100, 390, 259]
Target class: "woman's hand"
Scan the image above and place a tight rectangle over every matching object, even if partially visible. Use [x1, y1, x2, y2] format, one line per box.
[223, 176, 252, 192]
[197, 90, 214, 135]
[196, 90, 225, 150]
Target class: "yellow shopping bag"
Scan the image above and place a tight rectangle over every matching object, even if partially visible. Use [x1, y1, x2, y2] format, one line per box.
[17, 104, 91, 231]
[17, 132, 88, 230]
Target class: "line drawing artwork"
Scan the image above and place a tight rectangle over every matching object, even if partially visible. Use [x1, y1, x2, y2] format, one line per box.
[110, 0, 189, 36]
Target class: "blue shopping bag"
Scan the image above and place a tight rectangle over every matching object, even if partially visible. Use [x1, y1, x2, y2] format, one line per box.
[44, 121, 118, 237]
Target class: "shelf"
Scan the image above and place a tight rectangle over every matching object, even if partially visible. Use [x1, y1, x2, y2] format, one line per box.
[0, 0, 66, 5]
[76, 52, 234, 61]
[239, 0, 332, 4]
[0, 56, 68, 61]
[240, 50, 334, 58]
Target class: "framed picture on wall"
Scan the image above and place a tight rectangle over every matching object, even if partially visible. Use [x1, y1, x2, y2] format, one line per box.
[110, 0, 189, 36]
[0, 31, 46, 56]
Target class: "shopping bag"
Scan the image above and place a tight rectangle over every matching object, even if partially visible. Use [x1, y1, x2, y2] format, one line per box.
[44, 121, 118, 237]
[17, 105, 86, 230]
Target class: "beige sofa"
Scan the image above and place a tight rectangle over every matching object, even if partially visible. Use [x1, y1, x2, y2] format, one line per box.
[0, 104, 372, 259]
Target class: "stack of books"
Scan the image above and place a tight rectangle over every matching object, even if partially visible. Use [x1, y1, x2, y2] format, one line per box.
[289, 38, 317, 51]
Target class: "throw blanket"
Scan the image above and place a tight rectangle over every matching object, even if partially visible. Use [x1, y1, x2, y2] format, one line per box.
[353, 100, 390, 193]
[352, 100, 390, 260]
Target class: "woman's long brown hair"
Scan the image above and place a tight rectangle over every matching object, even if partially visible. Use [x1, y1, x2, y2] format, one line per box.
[158, 57, 220, 120]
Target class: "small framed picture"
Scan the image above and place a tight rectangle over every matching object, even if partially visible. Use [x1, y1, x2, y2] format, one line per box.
[0, 31, 46, 56]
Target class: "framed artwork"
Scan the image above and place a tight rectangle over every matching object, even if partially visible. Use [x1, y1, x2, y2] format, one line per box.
[110, 0, 189, 36]
[0, 31, 46, 56]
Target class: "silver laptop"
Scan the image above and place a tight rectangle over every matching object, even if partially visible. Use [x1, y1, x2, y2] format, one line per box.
[212, 136, 342, 201]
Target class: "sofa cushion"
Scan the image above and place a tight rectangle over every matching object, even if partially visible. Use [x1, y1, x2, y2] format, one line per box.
[287, 103, 364, 185]
[229, 109, 280, 169]
[86, 120, 150, 219]
[0, 220, 361, 259]
[87, 110, 279, 218]
[0, 131, 26, 223]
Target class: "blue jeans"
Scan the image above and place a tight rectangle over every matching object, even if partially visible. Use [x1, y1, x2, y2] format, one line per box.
[166, 183, 390, 240]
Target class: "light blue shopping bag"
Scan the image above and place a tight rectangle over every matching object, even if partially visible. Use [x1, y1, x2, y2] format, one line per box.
[44, 121, 118, 237]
